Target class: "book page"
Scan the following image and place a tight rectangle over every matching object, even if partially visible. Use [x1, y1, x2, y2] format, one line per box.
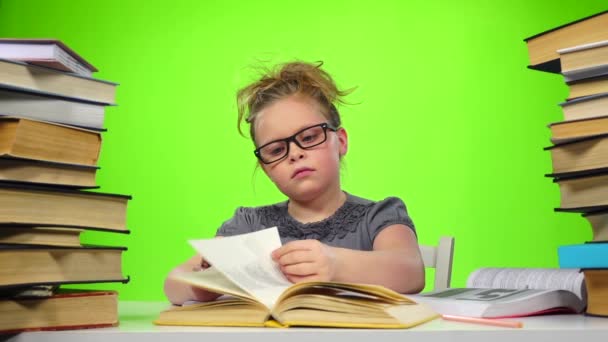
[189, 227, 291, 310]
[466, 268, 586, 300]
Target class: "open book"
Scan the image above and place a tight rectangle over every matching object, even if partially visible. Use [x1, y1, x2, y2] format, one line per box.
[409, 268, 586, 318]
[155, 227, 438, 328]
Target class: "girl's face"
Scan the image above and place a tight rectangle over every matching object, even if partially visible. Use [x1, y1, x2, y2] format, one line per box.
[254, 95, 347, 202]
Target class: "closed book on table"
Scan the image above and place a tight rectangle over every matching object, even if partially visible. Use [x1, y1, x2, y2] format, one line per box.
[0, 117, 101, 166]
[558, 242, 608, 268]
[0, 244, 128, 287]
[0, 289, 118, 333]
[582, 269, 608, 317]
[0, 182, 130, 231]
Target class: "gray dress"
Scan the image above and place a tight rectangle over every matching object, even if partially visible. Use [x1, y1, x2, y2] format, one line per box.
[216, 193, 415, 250]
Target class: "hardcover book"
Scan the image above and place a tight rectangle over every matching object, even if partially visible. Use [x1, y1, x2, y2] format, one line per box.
[0, 244, 128, 287]
[0, 117, 101, 166]
[409, 268, 586, 318]
[0, 38, 97, 77]
[0, 289, 118, 334]
[155, 227, 438, 328]
[0, 58, 117, 104]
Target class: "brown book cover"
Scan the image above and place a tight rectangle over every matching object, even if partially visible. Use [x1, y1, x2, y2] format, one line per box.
[0, 117, 102, 166]
[0, 58, 117, 104]
[524, 10, 608, 73]
[0, 156, 98, 188]
[0, 289, 118, 333]
[0, 244, 129, 288]
[0, 182, 131, 231]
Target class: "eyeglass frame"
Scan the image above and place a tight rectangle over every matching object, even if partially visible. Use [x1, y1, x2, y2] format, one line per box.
[253, 123, 338, 164]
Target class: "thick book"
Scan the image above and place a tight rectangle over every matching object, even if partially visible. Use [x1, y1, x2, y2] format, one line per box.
[558, 242, 608, 268]
[0, 182, 131, 231]
[0, 244, 128, 287]
[549, 116, 608, 144]
[0, 58, 116, 104]
[155, 227, 438, 328]
[524, 10, 608, 73]
[0, 117, 101, 166]
[554, 172, 608, 212]
[0, 226, 83, 247]
[559, 92, 608, 122]
[558, 40, 608, 75]
[408, 268, 586, 318]
[0, 289, 118, 333]
[0, 156, 98, 188]
[0, 86, 108, 130]
[0, 38, 97, 77]
[545, 134, 608, 176]
[583, 269, 608, 317]
[585, 210, 608, 241]
[566, 73, 608, 99]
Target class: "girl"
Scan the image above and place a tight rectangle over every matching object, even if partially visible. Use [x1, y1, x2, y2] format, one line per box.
[164, 61, 424, 304]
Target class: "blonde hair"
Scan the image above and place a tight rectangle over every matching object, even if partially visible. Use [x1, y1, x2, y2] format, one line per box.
[236, 61, 355, 143]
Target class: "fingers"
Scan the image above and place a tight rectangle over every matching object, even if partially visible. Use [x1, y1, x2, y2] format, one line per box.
[280, 261, 317, 277]
[272, 239, 319, 260]
[275, 249, 316, 266]
[286, 274, 324, 283]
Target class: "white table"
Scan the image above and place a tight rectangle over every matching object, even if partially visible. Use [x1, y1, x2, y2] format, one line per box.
[4, 301, 608, 342]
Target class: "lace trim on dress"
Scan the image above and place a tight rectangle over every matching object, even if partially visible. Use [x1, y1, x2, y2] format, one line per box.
[257, 200, 374, 241]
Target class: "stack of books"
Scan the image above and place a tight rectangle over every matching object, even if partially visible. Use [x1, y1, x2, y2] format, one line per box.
[0, 39, 131, 333]
[524, 10, 608, 318]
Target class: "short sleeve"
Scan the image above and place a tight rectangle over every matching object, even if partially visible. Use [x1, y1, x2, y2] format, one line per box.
[365, 197, 416, 243]
[215, 207, 261, 237]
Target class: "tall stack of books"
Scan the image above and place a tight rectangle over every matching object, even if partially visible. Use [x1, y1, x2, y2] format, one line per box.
[524, 10, 608, 317]
[0, 39, 131, 333]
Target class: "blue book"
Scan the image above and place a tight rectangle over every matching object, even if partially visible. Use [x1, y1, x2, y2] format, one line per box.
[558, 242, 608, 268]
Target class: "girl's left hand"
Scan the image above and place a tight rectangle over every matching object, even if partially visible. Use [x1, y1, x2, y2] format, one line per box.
[271, 240, 338, 283]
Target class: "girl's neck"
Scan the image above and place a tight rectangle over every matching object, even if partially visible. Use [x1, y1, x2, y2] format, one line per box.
[287, 188, 347, 224]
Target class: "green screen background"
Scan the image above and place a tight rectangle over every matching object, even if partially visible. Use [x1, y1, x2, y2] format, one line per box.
[0, 0, 606, 300]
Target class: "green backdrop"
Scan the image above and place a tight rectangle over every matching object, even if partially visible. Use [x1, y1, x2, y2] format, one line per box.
[0, 0, 606, 300]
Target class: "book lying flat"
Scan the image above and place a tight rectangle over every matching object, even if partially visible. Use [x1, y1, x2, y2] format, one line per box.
[559, 242, 608, 268]
[409, 268, 586, 318]
[0, 156, 98, 188]
[0, 117, 101, 166]
[0, 182, 130, 231]
[0, 226, 84, 247]
[0, 86, 108, 130]
[583, 269, 608, 317]
[0, 244, 128, 287]
[524, 10, 608, 73]
[0, 38, 97, 77]
[545, 134, 608, 177]
[0, 289, 118, 333]
[155, 227, 438, 328]
[0, 58, 116, 104]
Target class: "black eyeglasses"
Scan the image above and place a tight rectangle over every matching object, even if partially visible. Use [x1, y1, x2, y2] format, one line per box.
[254, 123, 337, 164]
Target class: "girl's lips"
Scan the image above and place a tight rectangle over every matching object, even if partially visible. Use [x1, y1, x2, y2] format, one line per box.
[292, 167, 314, 179]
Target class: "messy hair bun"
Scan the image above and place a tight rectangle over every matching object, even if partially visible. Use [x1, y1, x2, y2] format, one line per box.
[236, 61, 354, 142]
